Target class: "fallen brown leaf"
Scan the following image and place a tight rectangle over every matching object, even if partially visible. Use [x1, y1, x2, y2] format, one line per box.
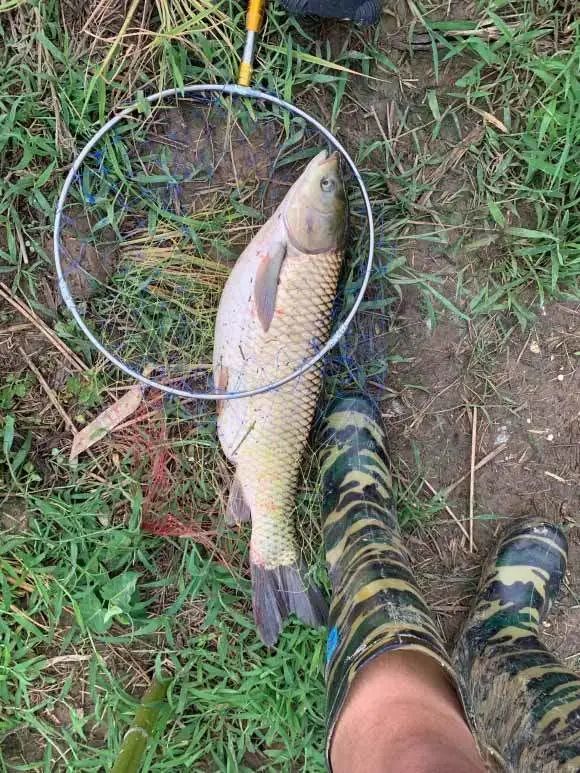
[69, 385, 142, 461]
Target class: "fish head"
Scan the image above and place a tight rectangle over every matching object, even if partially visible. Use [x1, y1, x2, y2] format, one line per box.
[284, 150, 347, 254]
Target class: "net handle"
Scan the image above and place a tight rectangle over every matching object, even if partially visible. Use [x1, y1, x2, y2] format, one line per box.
[54, 84, 375, 401]
[238, 0, 268, 86]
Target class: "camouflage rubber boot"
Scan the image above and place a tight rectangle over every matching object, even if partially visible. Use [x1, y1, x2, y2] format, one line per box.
[454, 519, 580, 772]
[318, 395, 473, 767]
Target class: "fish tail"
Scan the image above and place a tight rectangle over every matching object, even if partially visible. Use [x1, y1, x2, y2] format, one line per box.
[251, 560, 328, 646]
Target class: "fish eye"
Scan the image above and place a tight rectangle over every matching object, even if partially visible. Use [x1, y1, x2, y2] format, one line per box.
[320, 177, 336, 193]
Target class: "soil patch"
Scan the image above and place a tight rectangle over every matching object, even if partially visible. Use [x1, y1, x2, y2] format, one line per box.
[384, 293, 579, 661]
[46, 207, 117, 303]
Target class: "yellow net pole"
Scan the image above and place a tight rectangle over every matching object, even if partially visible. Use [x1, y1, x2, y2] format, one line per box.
[238, 0, 267, 86]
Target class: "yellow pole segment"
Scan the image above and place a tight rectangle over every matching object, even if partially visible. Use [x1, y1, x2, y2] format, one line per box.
[238, 0, 267, 86]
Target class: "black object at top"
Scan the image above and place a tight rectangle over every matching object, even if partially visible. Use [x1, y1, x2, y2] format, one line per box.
[279, 0, 381, 25]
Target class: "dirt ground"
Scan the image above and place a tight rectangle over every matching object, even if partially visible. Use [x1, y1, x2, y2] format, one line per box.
[384, 269, 579, 662]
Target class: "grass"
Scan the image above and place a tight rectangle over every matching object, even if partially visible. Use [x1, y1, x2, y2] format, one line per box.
[1, 0, 579, 769]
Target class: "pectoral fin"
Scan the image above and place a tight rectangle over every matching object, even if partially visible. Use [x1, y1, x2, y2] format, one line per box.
[254, 240, 287, 332]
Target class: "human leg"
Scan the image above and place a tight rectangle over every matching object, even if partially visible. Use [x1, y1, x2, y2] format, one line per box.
[454, 519, 580, 772]
[318, 396, 484, 772]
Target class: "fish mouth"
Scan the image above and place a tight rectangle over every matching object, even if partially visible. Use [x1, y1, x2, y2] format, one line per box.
[309, 149, 340, 169]
[317, 149, 339, 167]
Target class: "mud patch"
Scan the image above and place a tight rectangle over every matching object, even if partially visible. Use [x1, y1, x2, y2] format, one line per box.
[148, 101, 285, 213]
[47, 207, 117, 302]
[384, 296, 579, 660]
[1, 728, 47, 768]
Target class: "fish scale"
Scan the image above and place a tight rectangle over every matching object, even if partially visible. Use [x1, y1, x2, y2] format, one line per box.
[214, 149, 346, 644]
[237, 249, 342, 569]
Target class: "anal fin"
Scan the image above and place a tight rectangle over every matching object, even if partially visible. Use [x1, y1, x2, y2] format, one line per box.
[225, 475, 251, 525]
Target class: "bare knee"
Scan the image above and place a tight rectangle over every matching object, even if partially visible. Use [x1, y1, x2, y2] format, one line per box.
[330, 652, 485, 773]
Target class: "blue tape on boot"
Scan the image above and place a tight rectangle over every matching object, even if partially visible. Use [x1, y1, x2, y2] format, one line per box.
[326, 626, 341, 663]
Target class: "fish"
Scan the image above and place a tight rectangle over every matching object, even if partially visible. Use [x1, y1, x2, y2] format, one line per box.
[213, 149, 347, 645]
